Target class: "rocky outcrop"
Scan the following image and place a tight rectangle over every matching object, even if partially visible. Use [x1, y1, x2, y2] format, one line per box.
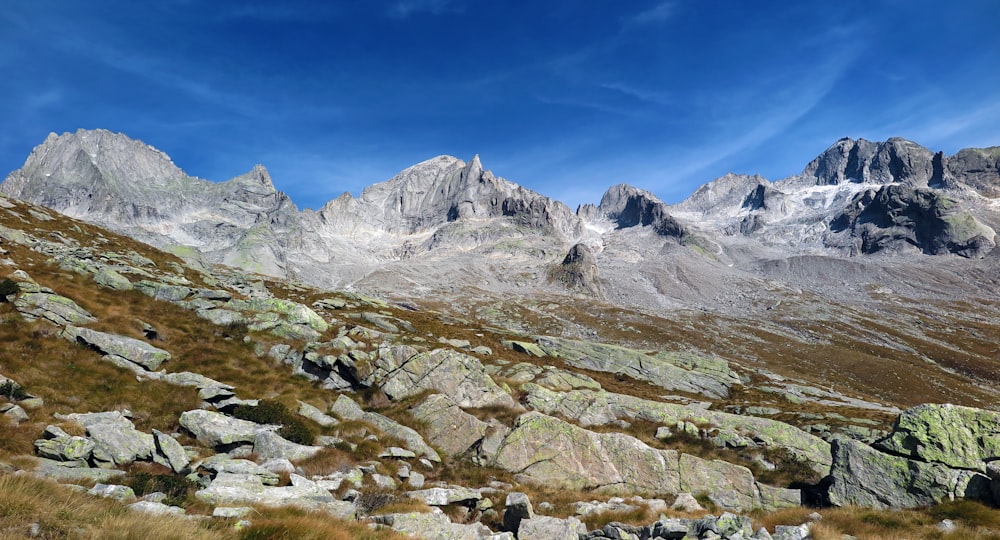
[800, 137, 942, 186]
[598, 184, 688, 239]
[551, 243, 603, 296]
[8, 270, 96, 326]
[535, 336, 739, 399]
[827, 184, 995, 257]
[56, 411, 155, 467]
[372, 348, 516, 409]
[485, 411, 790, 511]
[488, 411, 681, 494]
[828, 437, 991, 509]
[874, 403, 1000, 471]
[948, 147, 1000, 196]
[179, 409, 278, 448]
[329, 394, 441, 462]
[826, 403, 1000, 509]
[521, 384, 831, 474]
[62, 326, 171, 371]
[411, 394, 493, 456]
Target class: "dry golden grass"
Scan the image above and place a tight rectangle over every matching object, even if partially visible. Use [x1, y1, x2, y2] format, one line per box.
[0, 473, 225, 539]
[237, 506, 406, 540]
[754, 502, 1000, 540]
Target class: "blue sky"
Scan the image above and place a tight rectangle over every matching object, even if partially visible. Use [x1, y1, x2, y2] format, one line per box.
[2, 1, 998, 210]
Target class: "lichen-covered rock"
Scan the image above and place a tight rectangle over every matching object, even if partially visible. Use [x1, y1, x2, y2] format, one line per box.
[10, 271, 96, 326]
[828, 437, 991, 509]
[94, 267, 133, 290]
[678, 454, 758, 512]
[875, 403, 1000, 471]
[490, 412, 680, 494]
[522, 385, 830, 474]
[374, 348, 516, 409]
[518, 515, 587, 540]
[152, 429, 190, 474]
[196, 455, 280, 486]
[374, 511, 513, 540]
[253, 431, 322, 462]
[536, 336, 735, 398]
[411, 394, 490, 456]
[62, 326, 171, 371]
[330, 394, 440, 462]
[179, 409, 277, 448]
[58, 411, 155, 467]
[34, 432, 95, 462]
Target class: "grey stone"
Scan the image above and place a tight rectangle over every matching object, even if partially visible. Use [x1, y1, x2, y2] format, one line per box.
[62, 326, 171, 371]
[828, 437, 991, 509]
[152, 429, 191, 474]
[491, 412, 680, 495]
[407, 487, 482, 506]
[197, 455, 280, 486]
[179, 409, 278, 448]
[212, 506, 255, 518]
[518, 515, 586, 540]
[253, 431, 321, 462]
[772, 524, 810, 540]
[297, 400, 338, 427]
[58, 411, 155, 467]
[522, 384, 831, 475]
[374, 348, 516, 409]
[503, 492, 534, 533]
[127, 501, 185, 515]
[88, 483, 137, 502]
[411, 393, 491, 456]
[30, 458, 125, 483]
[330, 394, 440, 462]
[875, 403, 1000, 471]
[94, 267, 133, 290]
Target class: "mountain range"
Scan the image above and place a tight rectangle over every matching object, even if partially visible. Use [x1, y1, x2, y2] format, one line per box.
[4, 130, 1000, 310]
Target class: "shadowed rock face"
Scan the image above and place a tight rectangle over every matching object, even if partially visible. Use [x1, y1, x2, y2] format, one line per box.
[800, 137, 943, 187]
[828, 185, 995, 257]
[552, 243, 602, 296]
[598, 184, 687, 239]
[948, 147, 1000, 197]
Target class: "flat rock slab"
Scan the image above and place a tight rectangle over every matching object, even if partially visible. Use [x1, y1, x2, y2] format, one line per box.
[330, 394, 440, 462]
[406, 487, 483, 506]
[491, 411, 680, 494]
[522, 384, 831, 474]
[63, 326, 171, 370]
[374, 348, 516, 409]
[377, 511, 514, 540]
[253, 431, 322, 462]
[179, 409, 277, 448]
[411, 394, 489, 456]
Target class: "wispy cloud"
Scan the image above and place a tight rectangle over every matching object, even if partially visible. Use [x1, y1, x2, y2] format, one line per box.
[388, 0, 462, 18]
[622, 2, 675, 27]
[599, 82, 672, 107]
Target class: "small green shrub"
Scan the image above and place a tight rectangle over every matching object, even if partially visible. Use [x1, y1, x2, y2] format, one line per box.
[233, 399, 315, 445]
[125, 471, 191, 507]
[0, 381, 27, 401]
[0, 278, 18, 301]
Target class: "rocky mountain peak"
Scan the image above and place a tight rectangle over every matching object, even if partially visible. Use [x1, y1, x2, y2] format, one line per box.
[798, 137, 942, 187]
